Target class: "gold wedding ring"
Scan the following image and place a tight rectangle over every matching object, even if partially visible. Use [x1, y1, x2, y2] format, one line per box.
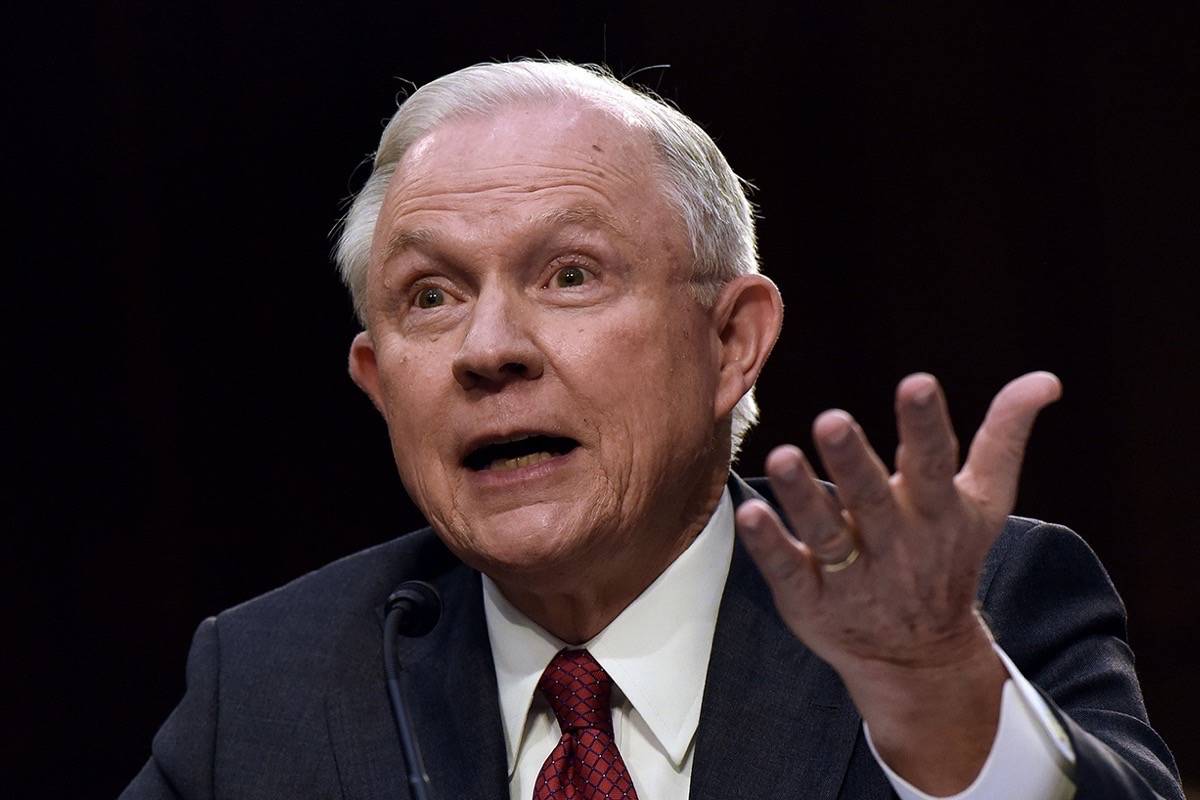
[819, 545, 861, 573]
[819, 511, 862, 573]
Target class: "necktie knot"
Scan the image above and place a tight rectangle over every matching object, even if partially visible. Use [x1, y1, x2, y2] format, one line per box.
[533, 649, 639, 800]
[537, 649, 614, 733]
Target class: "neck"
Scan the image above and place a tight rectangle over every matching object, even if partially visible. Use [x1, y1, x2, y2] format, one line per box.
[492, 465, 729, 644]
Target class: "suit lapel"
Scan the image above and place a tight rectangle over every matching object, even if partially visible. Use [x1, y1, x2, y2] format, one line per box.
[689, 476, 863, 800]
[327, 558, 507, 800]
[325, 477, 866, 800]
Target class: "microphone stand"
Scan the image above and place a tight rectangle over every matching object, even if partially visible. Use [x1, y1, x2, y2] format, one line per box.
[383, 582, 440, 800]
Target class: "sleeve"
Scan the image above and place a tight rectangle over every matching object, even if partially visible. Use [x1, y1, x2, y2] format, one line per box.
[979, 521, 1184, 800]
[118, 617, 220, 800]
[864, 644, 1076, 799]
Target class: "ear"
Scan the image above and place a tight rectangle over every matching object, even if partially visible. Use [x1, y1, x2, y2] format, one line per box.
[710, 274, 784, 420]
[348, 330, 387, 417]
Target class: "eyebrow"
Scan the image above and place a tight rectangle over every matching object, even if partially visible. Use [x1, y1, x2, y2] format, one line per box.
[380, 204, 626, 265]
[381, 226, 437, 264]
[533, 205, 625, 237]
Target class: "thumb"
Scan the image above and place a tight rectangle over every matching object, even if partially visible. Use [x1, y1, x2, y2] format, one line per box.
[958, 371, 1062, 514]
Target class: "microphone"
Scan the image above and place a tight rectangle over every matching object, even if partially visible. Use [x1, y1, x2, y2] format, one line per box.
[386, 581, 442, 637]
[383, 581, 442, 800]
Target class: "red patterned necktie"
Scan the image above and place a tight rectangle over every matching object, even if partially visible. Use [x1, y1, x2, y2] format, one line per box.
[532, 649, 640, 800]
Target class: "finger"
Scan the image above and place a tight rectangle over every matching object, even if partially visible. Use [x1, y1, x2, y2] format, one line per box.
[764, 445, 853, 564]
[958, 371, 1062, 512]
[813, 410, 896, 538]
[895, 373, 960, 512]
[735, 499, 821, 611]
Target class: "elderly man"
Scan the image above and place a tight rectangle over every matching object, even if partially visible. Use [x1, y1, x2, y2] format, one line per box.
[122, 61, 1182, 800]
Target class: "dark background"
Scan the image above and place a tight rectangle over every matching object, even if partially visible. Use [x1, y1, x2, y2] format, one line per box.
[8, 1, 1198, 796]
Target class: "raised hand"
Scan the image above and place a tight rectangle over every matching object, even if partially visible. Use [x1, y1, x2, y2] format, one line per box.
[735, 371, 1062, 794]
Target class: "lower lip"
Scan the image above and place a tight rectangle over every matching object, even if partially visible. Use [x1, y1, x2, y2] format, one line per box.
[465, 448, 579, 488]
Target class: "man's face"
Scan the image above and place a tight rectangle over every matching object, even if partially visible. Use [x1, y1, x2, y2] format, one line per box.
[351, 100, 732, 589]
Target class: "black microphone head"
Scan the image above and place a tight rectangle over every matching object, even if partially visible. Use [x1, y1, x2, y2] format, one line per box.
[385, 580, 442, 637]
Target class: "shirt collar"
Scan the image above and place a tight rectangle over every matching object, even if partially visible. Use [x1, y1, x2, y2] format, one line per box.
[482, 486, 735, 774]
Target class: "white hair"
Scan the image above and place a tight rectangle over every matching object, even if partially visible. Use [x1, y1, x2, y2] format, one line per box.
[334, 60, 763, 457]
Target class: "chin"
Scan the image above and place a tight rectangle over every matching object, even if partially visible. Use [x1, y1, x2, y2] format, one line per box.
[449, 495, 614, 578]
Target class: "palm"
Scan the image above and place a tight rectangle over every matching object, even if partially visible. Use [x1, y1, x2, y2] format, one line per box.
[735, 371, 1062, 673]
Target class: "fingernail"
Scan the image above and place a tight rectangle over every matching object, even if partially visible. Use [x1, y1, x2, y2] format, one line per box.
[825, 416, 852, 446]
[777, 459, 799, 482]
[737, 516, 765, 542]
[914, 380, 936, 406]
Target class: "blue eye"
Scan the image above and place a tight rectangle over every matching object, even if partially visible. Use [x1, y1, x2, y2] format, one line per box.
[415, 287, 445, 308]
[554, 266, 590, 288]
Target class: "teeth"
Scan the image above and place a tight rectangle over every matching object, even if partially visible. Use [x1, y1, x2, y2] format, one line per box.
[488, 451, 556, 471]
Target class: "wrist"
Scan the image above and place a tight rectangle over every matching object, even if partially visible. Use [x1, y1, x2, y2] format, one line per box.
[842, 617, 1007, 795]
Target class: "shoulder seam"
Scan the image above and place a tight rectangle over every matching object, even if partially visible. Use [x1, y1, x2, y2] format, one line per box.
[980, 518, 1047, 606]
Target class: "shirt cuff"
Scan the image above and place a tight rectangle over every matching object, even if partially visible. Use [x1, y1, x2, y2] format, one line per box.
[863, 643, 1076, 800]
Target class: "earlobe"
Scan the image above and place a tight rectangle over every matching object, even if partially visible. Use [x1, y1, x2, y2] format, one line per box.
[712, 275, 784, 418]
[348, 331, 386, 417]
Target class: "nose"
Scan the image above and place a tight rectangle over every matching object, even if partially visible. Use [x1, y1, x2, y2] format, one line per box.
[451, 289, 545, 391]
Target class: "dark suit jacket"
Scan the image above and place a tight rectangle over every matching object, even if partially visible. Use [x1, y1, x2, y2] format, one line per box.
[121, 476, 1184, 799]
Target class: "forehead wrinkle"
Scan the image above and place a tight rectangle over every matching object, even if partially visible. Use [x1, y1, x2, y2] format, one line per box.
[394, 137, 651, 193]
[384, 176, 650, 233]
[394, 165, 642, 202]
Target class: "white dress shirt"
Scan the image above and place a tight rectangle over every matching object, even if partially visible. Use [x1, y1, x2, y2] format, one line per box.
[483, 487, 1078, 799]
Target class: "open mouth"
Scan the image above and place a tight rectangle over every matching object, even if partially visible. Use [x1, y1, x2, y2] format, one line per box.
[464, 434, 580, 472]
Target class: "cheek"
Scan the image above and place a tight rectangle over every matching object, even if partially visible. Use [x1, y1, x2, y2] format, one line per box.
[375, 343, 459, 499]
[561, 309, 715, 462]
